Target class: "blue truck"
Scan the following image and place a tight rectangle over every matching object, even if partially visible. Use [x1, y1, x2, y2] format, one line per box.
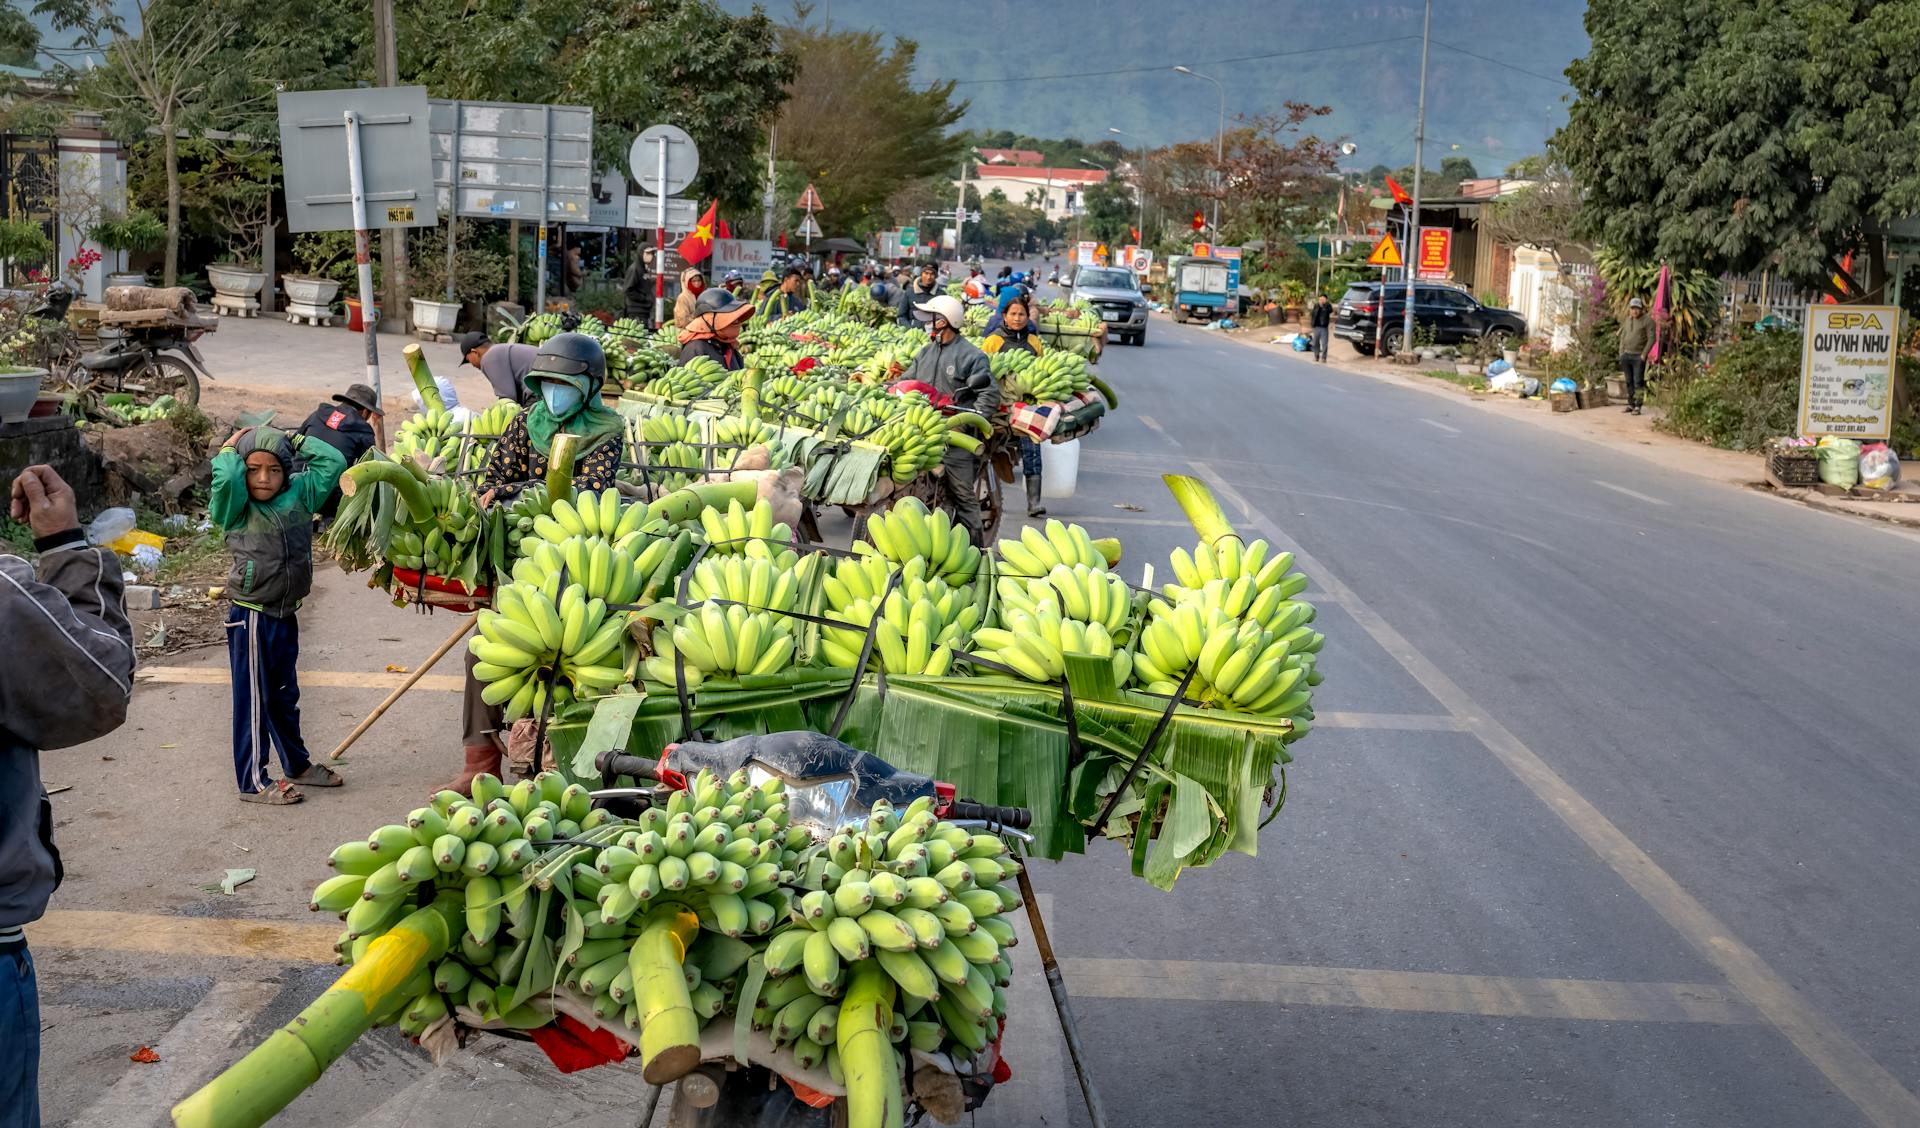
[1170, 255, 1231, 323]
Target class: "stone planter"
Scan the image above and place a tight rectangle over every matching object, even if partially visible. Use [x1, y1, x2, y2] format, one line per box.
[1503, 349, 1520, 366]
[208, 263, 266, 318]
[0, 367, 49, 423]
[105, 271, 147, 289]
[1455, 361, 1480, 377]
[410, 298, 461, 340]
[282, 275, 340, 326]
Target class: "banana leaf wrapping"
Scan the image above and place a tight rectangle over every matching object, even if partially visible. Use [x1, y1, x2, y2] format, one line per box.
[550, 661, 1293, 889]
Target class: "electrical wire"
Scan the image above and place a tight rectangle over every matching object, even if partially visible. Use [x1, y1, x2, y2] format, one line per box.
[1428, 38, 1574, 89]
[941, 37, 1420, 87]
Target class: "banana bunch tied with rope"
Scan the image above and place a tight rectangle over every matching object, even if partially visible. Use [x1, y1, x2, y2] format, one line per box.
[970, 595, 1131, 685]
[757, 795, 1024, 1101]
[1001, 351, 1089, 404]
[713, 415, 778, 456]
[629, 412, 707, 491]
[644, 599, 799, 687]
[851, 496, 982, 586]
[468, 577, 631, 719]
[510, 528, 687, 607]
[696, 497, 798, 569]
[685, 552, 814, 618]
[392, 406, 465, 468]
[855, 393, 986, 483]
[381, 473, 485, 582]
[516, 488, 658, 561]
[820, 555, 979, 676]
[459, 399, 523, 473]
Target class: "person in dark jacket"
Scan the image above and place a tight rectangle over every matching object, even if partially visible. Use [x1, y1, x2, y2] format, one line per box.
[903, 295, 999, 544]
[459, 332, 540, 407]
[622, 247, 652, 322]
[1617, 296, 1653, 415]
[678, 289, 755, 371]
[293, 382, 382, 520]
[979, 295, 1049, 516]
[3, 465, 134, 1128]
[454, 334, 625, 793]
[1309, 294, 1333, 362]
[210, 426, 348, 805]
[758, 265, 811, 323]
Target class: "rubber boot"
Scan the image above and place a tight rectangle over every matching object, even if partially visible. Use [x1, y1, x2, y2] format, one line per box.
[441, 740, 502, 799]
[1025, 476, 1047, 518]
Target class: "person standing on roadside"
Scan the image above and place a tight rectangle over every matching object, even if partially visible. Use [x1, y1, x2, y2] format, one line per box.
[1618, 296, 1653, 415]
[621, 246, 652, 323]
[672, 268, 708, 329]
[458, 332, 540, 408]
[1310, 293, 1333, 363]
[2, 465, 134, 1128]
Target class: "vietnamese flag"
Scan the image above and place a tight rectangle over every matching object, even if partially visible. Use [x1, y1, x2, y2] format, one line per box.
[1130, 226, 1140, 242]
[718, 218, 732, 239]
[676, 200, 718, 264]
[1386, 176, 1412, 206]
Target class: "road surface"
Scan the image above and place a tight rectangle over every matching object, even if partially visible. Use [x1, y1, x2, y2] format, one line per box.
[28, 313, 1920, 1127]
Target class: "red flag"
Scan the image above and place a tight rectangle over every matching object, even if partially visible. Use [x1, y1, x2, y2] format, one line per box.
[777, 233, 788, 249]
[1130, 226, 1140, 242]
[676, 200, 719, 264]
[1386, 176, 1412, 206]
[1191, 210, 1204, 231]
[718, 219, 732, 239]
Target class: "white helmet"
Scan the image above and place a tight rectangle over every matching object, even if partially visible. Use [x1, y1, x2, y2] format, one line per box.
[917, 294, 965, 330]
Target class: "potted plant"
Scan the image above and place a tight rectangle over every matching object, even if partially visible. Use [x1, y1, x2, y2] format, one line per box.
[408, 221, 506, 337]
[0, 296, 51, 421]
[1280, 279, 1308, 323]
[89, 211, 166, 288]
[204, 175, 272, 316]
[0, 217, 51, 292]
[284, 232, 349, 325]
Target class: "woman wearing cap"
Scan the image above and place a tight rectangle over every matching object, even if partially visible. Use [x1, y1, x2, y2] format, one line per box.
[449, 332, 625, 792]
[671, 267, 708, 329]
[679, 288, 756, 371]
[979, 295, 1049, 517]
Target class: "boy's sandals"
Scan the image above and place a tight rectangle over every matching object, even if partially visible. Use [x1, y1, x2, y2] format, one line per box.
[239, 780, 303, 805]
[290, 764, 344, 788]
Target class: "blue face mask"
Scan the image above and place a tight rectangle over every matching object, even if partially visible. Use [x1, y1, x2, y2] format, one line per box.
[541, 382, 583, 416]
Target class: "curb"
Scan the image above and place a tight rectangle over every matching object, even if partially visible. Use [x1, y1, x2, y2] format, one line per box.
[1746, 483, 1920, 530]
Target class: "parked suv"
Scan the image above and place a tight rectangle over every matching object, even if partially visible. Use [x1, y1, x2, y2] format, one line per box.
[1068, 266, 1150, 346]
[1334, 281, 1527, 356]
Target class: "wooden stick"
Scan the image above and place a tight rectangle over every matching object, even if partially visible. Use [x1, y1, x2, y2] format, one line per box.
[328, 615, 476, 760]
[1016, 866, 1109, 1128]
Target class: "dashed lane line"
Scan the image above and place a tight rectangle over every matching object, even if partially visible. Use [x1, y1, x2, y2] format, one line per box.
[1593, 479, 1672, 506]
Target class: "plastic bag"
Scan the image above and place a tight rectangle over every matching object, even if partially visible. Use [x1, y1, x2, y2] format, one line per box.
[1520, 377, 1542, 397]
[1859, 443, 1900, 490]
[1549, 376, 1578, 393]
[1291, 336, 1311, 352]
[1817, 437, 1862, 488]
[1486, 359, 1512, 376]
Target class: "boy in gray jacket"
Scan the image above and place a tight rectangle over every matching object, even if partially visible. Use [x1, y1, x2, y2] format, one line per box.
[2, 465, 136, 1126]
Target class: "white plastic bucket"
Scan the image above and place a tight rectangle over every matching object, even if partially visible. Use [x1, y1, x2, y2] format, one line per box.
[1041, 438, 1081, 499]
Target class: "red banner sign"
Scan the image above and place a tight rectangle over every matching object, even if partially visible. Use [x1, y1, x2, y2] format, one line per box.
[1416, 228, 1452, 279]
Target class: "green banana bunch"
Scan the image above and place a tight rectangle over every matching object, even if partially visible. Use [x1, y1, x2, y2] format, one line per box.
[654, 357, 729, 403]
[971, 599, 1130, 685]
[820, 556, 979, 675]
[517, 488, 655, 559]
[460, 399, 523, 472]
[514, 311, 566, 345]
[511, 530, 681, 607]
[855, 393, 962, 482]
[392, 407, 464, 468]
[686, 552, 811, 616]
[644, 601, 798, 686]
[713, 415, 777, 454]
[468, 581, 629, 719]
[994, 562, 1132, 634]
[853, 496, 982, 585]
[995, 519, 1108, 577]
[696, 497, 796, 567]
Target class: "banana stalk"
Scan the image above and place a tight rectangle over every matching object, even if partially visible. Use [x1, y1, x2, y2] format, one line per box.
[838, 961, 904, 1128]
[171, 901, 456, 1128]
[1162, 474, 1236, 545]
[547, 433, 581, 504]
[633, 904, 703, 1084]
[338, 459, 433, 519]
[739, 368, 761, 423]
[403, 343, 445, 413]
[646, 479, 759, 526]
[1088, 373, 1119, 409]
[1091, 537, 1122, 568]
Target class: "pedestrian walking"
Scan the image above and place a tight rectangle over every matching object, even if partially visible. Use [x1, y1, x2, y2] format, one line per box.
[1310, 294, 1333, 362]
[292, 383, 382, 521]
[2, 464, 135, 1128]
[1618, 296, 1653, 415]
[210, 426, 349, 805]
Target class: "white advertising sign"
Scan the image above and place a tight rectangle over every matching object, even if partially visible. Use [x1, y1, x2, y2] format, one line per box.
[1798, 303, 1898, 440]
[712, 238, 775, 279]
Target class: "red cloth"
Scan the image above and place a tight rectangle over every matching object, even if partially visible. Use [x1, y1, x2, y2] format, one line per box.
[1386, 175, 1413, 205]
[528, 1014, 630, 1073]
[792, 357, 819, 374]
[888, 380, 950, 408]
[676, 201, 719, 264]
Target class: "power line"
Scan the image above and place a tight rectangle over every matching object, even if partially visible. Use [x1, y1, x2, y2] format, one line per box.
[1428, 38, 1574, 89]
[941, 37, 1420, 87]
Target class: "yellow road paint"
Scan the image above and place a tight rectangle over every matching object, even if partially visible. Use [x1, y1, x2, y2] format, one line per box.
[138, 666, 464, 692]
[29, 910, 340, 964]
[1193, 461, 1920, 1127]
[1063, 958, 1758, 1025]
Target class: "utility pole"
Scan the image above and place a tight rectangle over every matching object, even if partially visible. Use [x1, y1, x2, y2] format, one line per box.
[371, 0, 407, 333]
[1400, 0, 1432, 356]
[762, 125, 776, 241]
[952, 154, 969, 262]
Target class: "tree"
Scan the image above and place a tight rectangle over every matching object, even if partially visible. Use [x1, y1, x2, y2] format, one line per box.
[1558, 0, 1920, 297]
[1079, 179, 1135, 247]
[1480, 156, 1588, 266]
[772, 7, 966, 238]
[1439, 156, 1479, 187]
[1216, 105, 1340, 264]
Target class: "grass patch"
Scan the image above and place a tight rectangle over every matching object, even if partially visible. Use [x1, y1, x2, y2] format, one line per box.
[1, 515, 32, 557]
[1423, 368, 1486, 390]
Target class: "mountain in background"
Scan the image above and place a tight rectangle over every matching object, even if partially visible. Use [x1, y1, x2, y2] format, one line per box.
[726, 0, 1586, 173]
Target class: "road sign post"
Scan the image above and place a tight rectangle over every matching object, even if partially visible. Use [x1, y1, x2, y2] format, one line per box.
[1367, 232, 1403, 357]
[630, 124, 699, 328]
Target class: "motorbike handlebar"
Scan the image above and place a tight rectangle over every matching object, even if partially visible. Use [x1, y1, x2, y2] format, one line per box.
[944, 800, 1032, 830]
[594, 751, 661, 781]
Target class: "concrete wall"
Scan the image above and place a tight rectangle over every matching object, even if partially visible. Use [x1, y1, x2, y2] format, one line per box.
[56, 133, 126, 302]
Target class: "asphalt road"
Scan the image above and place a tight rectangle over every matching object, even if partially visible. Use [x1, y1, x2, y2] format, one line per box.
[28, 310, 1920, 1127]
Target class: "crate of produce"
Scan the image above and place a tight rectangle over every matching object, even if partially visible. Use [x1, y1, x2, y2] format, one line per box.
[1766, 441, 1823, 487]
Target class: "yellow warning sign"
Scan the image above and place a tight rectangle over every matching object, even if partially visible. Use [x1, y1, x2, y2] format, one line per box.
[1367, 233, 1402, 267]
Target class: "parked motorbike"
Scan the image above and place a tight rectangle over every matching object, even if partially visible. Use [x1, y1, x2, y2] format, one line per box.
[590, 731, 1033, 1127]
[30, 280, 214, 408]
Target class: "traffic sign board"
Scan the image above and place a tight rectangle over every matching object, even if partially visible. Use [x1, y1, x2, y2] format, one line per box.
[1367, 233, 1403, 267]
[629, 124, 699, 196]
[899, 225, 917, 248]
[797, 183, 824, 211]
[625, 194, 700, 232]
[795, 214, 822, 240]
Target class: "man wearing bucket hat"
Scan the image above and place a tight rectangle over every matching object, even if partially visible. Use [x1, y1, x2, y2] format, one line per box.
[1618, 296, 1653, 415]
[293, 383, 382, 521]
[903, 294, 998, 545]
[209, 425, 349, 805]
[679, 288, 755, 371]
[447, 333, 626, 794]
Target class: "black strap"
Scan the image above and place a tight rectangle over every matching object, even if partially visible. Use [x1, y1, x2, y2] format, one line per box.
[1087, 658, 1196, 839]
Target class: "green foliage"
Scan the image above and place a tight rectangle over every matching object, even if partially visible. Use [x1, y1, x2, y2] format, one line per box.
[409, 221, 510, 305]
[89, 210, 168, 254]
[0, 217, 52, 268]
[1560, 0, 1920, 295]
[290, 231, 381, 294]
[1078, 179, 1135, 247]
[1593, 248, 1719, 350]
[1654, 328, 1803, 451]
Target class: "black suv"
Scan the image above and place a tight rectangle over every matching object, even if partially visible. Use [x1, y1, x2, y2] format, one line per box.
[1334, 281, 1527, 356]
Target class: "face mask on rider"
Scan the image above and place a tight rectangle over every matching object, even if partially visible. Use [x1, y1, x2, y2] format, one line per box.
[541, 381, 584, 416]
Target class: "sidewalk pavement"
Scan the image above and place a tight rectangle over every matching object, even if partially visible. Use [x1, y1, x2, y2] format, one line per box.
[1215, 318, 1920, 530]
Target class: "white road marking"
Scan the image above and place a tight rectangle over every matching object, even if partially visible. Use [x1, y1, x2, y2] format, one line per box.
[1189, 460, 1920, 1128]
[1135, 414, 1181, 448]
[1592, 479, 1672, 506]
[72, 980, 279, 1128]
[1420, 418, 1461, 435]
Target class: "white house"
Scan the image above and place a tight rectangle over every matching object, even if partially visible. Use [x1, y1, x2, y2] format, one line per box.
[960, 165, 1107, 223]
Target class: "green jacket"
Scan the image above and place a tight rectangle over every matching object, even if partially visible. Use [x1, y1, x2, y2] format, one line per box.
[1617, 313, 1654, 359]
[211, 428, 347, 617]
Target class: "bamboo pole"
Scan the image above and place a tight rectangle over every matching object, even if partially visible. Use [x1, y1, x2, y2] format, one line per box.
[1017, 866, 1110, 1128]
[329, 616, 476, 761]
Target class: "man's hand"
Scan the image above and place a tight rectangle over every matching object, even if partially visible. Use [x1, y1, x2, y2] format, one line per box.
[10, 465, 80, 539]
[478, 488, 497, 510]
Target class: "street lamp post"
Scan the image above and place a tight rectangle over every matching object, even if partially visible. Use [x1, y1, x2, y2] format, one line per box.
[1173, 66, 1225, 235]
[1077, 157, 1109, 254]
[1108, 127, 1144, 243]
